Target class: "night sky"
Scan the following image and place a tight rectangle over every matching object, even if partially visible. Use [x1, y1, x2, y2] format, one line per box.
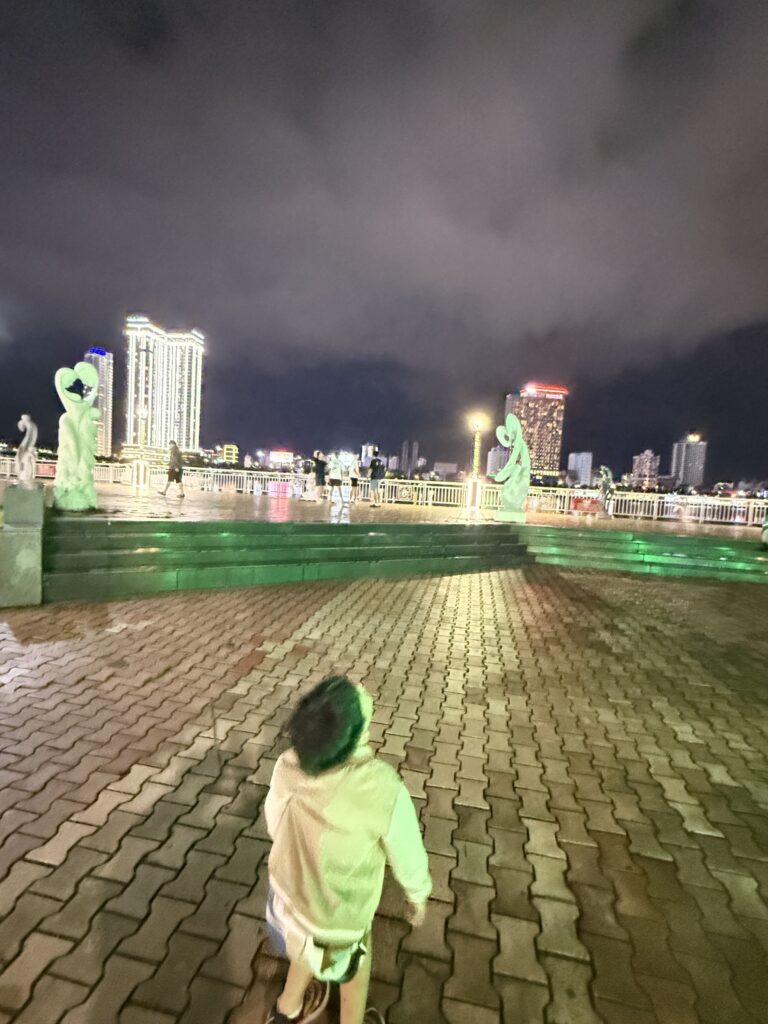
[1, 1, 767, 481]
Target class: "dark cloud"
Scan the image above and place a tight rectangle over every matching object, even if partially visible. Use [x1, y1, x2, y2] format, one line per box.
[1, 0, 767, 471]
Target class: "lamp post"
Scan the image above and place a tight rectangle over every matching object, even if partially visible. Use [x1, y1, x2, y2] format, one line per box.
[466, 411, 490, 510]
[467, 412, 490, 477]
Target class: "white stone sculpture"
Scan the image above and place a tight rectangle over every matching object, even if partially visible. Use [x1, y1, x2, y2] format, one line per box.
[53, 362, 100, 511]
[493, 413, 531, 523]
[14, 414, 38, 487]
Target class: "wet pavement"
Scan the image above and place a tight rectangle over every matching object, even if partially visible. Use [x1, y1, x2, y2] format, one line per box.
[1, 565, 768, 1022]
[1, 480, 759, 543]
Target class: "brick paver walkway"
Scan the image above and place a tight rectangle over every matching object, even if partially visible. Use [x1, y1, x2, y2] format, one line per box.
[1, 566, 768, 1023]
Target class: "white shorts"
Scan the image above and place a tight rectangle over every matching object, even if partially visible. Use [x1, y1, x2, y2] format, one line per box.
[266, 888, 369, 983]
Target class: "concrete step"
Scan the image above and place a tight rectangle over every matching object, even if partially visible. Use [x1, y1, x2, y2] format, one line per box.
[45, 539, 529, 572]
[43, 549, 532, 603]
[44, 527, 516, 555]
[533, 548, 768, 582]
[41, 519, 531, 602]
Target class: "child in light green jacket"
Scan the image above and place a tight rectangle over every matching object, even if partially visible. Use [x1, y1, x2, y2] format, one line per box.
[264, 676, 432, 1024]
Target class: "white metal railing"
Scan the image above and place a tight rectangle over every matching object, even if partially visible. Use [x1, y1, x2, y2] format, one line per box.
[1, 457, 766, 527]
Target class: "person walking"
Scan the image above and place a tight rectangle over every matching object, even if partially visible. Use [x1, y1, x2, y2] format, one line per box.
[368, 449, 385, 507]
[263, 675, 431, 1024]
[159, 441, 185, 498]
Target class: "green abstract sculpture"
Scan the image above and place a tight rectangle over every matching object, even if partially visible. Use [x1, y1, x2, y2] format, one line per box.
[53, 362, 100, 512]
[494, 413, 530, 523]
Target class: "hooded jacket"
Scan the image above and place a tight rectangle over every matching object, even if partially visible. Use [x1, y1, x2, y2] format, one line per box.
[265, 746, 432, 942]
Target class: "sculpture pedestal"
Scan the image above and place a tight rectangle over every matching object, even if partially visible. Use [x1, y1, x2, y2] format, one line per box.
[0, 527, 42, 607]
[4, 484, 46, 527]
[53, 488, 99, 512]
[1, 486, 44, 607]
[495, 509, 526, 523]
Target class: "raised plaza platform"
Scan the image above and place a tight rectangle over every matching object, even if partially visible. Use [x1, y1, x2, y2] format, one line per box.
[42, 518, 532, 602]
[38, 488, 768, 603]
[3, 482, 767, 605]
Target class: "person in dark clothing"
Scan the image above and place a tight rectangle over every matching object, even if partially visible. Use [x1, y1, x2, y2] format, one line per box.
[159, 441, 185, 498]
[312, 451, 327, 501]
[368, 450, 385, 507]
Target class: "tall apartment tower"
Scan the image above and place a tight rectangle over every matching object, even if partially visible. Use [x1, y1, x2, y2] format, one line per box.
[83, 346, 114, 457]
[504, 383, 568, 476]
[124, 314, 204, 453]
[631, 449, 660, 490]
[400, 440, 420, 477]
[567, 451, 593, 486]
[671, 433, 707, 489]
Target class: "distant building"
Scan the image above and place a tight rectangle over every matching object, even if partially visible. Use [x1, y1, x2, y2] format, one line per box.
[567, 452, 592, 486]
[486, 446, 507, 478]
[631, 449, 660, 490]
[360, 443, 378, 467]
[387, 455, 400, 471]
[83, 347, 114, 457]
[124, 314, 204, 454]
[433, 461, 458, 479]
[399, 440, 420, 477]
[671, 433, 707, 489]
[504, 382, 568, 476]
[269, 450, 294, 468]
[220, 444, 239, 464]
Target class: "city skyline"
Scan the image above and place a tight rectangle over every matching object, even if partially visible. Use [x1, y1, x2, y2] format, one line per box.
[1, 4, 767, 484]
[0, 321, 762, 488]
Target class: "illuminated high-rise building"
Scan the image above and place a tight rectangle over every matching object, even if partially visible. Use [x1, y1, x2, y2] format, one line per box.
[83, 346, 114, 457]
[671, 433, 707, 489]
[124, 315, 204, 453]
[504, 383, 568, 475]
[631, 449, 660, 490]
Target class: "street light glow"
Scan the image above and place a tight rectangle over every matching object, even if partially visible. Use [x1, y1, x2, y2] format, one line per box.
[467, 411, 490, 434]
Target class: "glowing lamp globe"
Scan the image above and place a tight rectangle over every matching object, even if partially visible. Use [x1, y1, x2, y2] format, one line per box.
[467, 412, 490, 434]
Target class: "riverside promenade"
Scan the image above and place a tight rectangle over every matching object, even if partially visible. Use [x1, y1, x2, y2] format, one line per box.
[1, 480, 761, 542]
[1, 559, 768, 1022]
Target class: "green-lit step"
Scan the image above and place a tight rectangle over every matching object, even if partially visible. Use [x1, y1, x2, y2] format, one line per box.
[42, 519, 531, 602]
[518, 525, 768, 583]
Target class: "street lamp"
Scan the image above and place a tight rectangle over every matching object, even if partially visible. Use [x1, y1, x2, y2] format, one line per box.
[467, 412, 490, 478]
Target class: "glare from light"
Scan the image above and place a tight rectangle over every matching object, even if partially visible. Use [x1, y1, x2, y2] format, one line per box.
[467, 411, 490, 434]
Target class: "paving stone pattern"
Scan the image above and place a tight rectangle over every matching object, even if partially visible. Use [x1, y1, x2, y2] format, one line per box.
[0, 566, 768, 1022]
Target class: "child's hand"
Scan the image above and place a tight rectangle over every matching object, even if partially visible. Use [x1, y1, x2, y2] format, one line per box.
[406, 901, 427, 927]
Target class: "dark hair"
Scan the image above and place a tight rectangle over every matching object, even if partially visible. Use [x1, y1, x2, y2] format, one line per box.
[373, 448, 379, 456]
[288, 675, 364, 775]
